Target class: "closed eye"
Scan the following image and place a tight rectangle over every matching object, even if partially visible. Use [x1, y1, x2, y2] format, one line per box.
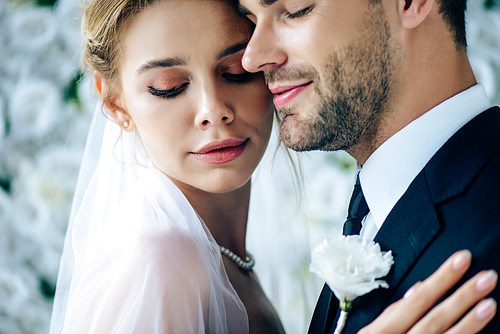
[286, 6, 313, 19]
[148, 82, 189, 99]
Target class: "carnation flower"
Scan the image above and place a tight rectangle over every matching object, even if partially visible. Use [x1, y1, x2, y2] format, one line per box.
[310, 235, 393, 333]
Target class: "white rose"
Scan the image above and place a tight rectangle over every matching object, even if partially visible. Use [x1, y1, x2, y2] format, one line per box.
[0, 96, 5, 147]
[55, 0, 85, 52]
[9, 78, 63, 139]
[467, 1, 500, 105]
[11, 144, 83, 233]
[7, 5, 58, 52]
[310, 235, 394, 309]
[0, 136, 37, 180]
[304, 159, 352, 224]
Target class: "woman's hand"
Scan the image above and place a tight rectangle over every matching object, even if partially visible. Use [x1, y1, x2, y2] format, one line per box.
[360, 250, 497, 333]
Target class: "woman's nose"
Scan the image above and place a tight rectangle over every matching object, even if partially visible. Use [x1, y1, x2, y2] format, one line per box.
[194, 86, 234, 129]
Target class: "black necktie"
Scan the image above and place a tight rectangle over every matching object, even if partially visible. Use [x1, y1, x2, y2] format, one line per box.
[342, 174, 369, 235]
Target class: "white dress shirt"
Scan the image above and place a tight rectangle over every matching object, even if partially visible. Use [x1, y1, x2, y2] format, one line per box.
[359, 84, 492, 241]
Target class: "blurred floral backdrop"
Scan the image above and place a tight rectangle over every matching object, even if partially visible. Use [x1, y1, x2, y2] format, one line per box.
[0, 0, 499, 333]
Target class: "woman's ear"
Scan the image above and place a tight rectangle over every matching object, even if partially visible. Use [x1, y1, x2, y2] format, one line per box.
[398, 0, 434, 29]
[94, 72, 134, 132]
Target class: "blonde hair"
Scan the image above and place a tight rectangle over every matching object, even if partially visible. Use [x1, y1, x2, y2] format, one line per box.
[81, 0, 237, 100]
[81, 0, 157, 100]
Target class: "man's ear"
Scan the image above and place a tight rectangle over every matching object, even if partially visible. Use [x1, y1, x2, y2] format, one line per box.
[398, 0, 434, 29]
[94, 72, 134, 132]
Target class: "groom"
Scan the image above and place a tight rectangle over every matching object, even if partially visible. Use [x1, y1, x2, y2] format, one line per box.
[237, 0, 500, 332]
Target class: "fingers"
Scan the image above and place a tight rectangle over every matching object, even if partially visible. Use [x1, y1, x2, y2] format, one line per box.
[359, 250, 475, 334]
[445, 298, 497, 334]
[409, 269, 498, 333]
[360, 250, 498, 334]
[389, 250, 473, 332]
[405, 250, 472, 312]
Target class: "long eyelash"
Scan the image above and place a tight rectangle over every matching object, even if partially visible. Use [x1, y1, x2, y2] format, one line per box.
[148, 82, 189, 99]
[287, 6, 313, 19]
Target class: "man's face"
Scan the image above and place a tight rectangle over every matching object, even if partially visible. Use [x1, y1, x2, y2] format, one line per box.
[239, 0, 400, 153]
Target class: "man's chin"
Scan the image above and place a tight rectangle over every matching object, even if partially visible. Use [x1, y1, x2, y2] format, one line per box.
[280, 125, 318, 152]
[280, 123, 351, 152]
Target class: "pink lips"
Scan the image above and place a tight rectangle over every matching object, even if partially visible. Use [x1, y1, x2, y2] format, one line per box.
[192, 138, 248, 164]
[270, 81, 313, 108]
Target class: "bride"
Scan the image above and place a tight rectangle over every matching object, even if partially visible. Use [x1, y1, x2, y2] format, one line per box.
[49, 0, 496, 333]
[50, 0, 281, 332]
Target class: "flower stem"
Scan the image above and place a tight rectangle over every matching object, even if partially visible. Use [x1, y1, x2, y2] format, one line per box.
[333, 311, 348, 334]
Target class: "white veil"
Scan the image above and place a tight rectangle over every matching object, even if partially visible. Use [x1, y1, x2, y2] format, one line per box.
[49, 105, 248, 333]
[53, 0, 314, 331]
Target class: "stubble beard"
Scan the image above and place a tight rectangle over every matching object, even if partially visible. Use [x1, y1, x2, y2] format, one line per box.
[273, 4, 397, 153]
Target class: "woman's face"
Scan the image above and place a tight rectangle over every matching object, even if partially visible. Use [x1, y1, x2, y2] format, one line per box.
[115, 0, 273, 194]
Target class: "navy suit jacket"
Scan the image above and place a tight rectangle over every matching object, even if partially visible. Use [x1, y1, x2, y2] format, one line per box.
[309, 107, 500, 333]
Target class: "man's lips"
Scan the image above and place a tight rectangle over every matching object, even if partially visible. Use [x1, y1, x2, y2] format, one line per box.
[270, 81, 313, 108]
[191, 138, 248, 164]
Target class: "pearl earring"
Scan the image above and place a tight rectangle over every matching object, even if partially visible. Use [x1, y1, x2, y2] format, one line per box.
[123, 121, 129, 128]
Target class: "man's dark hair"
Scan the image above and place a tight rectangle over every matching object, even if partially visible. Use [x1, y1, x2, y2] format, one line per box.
[437, 0, 468, 50]
[369, 0, 468, 50]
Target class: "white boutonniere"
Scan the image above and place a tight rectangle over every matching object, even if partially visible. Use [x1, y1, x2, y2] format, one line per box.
[310, 235, 394, 334]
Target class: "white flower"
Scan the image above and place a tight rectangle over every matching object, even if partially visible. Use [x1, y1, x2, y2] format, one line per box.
[55, 0, 85, 52]
[7, 5, 58, 52]
[12, 144, 83, 226]
[0, 137, 37, 180]
[0, 96, 5, 147]
[310, 236, 394, 333]
[9, 78, 63, 138]
[467, 0, 500, 105]
[304, 160, 353, 224]
[310, 235, 394, 310]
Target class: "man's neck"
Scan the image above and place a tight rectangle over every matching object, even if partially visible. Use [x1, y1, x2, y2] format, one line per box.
[348, 51, 476, 165]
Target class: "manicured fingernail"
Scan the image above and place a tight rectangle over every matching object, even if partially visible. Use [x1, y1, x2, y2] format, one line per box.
[476, 298, 496, 321]
[452, 250, 471, 270]
[404, 282, 421, 299]
[476, 270, 498, 292]
[404, 286, 415, 299]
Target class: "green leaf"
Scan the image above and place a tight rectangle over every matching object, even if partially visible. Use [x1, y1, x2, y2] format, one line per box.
[64, 70, 85, 109]
[484, 0, 498, 9]
[36, 0, 58, 7]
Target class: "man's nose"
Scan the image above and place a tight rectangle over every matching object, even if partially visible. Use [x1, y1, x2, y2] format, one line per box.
[242, 22, 287, 74]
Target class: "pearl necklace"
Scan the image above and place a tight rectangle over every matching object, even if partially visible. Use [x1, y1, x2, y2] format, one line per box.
[219, 245, 255, 271]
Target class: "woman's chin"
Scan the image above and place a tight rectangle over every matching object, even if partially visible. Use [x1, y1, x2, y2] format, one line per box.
[201, 177, 252, 195]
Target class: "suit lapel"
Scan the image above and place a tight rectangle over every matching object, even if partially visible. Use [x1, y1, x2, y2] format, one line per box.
[313, 107, 500, 334]
[308, 284, 337, 334]
[376, 170, 442, 296]
[341, 171, 442, 332]
[344, 107, 500, 331]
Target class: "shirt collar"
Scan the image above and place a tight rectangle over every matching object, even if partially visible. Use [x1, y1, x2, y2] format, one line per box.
[359, 84, 492, 229]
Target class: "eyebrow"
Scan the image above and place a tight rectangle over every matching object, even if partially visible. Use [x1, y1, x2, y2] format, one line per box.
[135, 42, 247, 75]
[238, 0, 277, 16]
[216, 42, 248, 60]
[136, 57, 187, 75]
